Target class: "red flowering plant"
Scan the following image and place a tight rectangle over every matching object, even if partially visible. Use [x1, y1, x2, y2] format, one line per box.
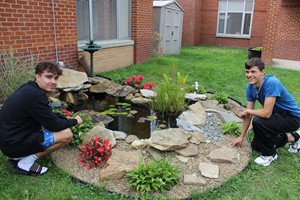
[142, 82, 155, 90]
[124, 75, 154, 90]
[78, 137, 112, 169]
[63, 109, 73, 116]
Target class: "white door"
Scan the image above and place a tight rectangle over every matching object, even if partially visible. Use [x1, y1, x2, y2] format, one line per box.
[164, 8, 182, 54]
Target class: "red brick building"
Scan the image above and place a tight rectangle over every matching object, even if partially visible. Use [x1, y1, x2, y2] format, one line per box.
[177, 0, 300, 66]
[1, 0, 299, 72]
[0, 0, 153, 73]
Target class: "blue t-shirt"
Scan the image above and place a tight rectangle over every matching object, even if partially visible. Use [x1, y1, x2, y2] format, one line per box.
[246, 75, 300, 117]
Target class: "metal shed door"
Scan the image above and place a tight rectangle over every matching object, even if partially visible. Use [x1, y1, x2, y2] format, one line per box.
[164, 8, 181, 54]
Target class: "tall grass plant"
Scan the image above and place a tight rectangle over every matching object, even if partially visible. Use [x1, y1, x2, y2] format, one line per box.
[153, 70, 188, 116]
[0, 50, 36, 103]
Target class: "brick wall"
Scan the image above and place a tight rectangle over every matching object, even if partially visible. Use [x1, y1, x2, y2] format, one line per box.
[0, 0, 154, 70]
[179, 0, 299, 64]
[79, 45, 134, 73]
[178, 0, 268, 48]
[0, 0, 79, 67]
[177, 0, 201, 46]
[273, 0, 300, 61]
[131, 0, 153, 64]
[261, 0, 283, 65]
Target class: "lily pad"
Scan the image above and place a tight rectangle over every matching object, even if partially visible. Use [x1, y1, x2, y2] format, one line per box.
[146, 115, 157, 121]
[129, 110, 138, 115]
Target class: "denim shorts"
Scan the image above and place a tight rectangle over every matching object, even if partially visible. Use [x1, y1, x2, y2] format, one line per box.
[40, 129, 54, 149]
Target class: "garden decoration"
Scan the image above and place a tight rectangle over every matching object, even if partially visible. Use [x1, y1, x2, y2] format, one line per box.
[79, 40, 102, 77]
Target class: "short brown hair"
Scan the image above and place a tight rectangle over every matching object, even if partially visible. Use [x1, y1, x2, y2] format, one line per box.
[35, 62, 62, 76]
[245, 57, 265, 71]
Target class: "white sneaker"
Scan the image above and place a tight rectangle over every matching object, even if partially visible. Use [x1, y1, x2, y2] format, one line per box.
[288, 131, 300, 153]
[254, 154, 278, 167]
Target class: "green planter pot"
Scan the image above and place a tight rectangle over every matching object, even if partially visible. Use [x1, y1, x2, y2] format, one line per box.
[248, 48, 262, 59]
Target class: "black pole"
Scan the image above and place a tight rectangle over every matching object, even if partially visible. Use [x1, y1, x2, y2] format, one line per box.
[90, 52, 94, 77]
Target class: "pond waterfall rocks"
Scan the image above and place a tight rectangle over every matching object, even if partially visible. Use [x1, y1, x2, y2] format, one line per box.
[50, 68, 251, 199]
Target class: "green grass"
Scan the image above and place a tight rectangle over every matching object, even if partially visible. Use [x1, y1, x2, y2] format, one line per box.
[1, 45, 300, 199]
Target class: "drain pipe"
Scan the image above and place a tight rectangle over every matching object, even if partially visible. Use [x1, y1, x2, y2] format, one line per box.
[88, 0, 93, 40]
[51, 0, 59, 64]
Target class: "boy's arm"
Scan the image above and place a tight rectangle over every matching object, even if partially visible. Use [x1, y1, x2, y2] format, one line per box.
[231, 101, 254, 147]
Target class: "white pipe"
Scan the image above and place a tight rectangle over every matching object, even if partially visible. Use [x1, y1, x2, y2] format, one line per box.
[51, 0, 59, 63]
[88, 0, 93, 40]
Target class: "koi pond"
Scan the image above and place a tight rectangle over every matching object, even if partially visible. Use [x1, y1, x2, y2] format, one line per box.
[71, 93, 178, 139]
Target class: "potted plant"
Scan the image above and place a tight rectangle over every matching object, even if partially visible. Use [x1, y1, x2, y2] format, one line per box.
[248, 46, 262, 59]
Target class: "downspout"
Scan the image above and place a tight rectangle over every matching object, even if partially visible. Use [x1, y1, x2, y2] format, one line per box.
[88, 0, 93, 40]
[51, 0, 59, 64]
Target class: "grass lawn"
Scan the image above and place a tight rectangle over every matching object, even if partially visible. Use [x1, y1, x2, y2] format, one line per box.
[1, 46, 300, 200]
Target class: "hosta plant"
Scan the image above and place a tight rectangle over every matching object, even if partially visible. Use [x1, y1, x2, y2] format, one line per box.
[221, 121, 241, 136]
[209, 91, 228, 104]
[78, 137, 112, 169]
[126, 157, 180, 195]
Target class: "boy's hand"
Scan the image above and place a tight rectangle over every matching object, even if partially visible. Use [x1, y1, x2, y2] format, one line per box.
[230, 136, 243, 147]
[74, 115, 83, 124]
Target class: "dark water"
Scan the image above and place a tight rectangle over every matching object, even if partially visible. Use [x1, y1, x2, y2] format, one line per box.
[73, 93, 177, 139]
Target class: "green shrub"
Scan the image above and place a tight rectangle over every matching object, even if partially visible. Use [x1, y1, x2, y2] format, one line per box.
[153, 71, 188, 116]
[0, 50, 36, 103]
[221, 121, 241, 136]
[209, 92, 228, 104]
[126, 157, 180, 195]
[70, 114, 94, 146]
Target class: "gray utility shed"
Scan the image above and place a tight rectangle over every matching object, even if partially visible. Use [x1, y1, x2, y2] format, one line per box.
[153, 1, 184, 55]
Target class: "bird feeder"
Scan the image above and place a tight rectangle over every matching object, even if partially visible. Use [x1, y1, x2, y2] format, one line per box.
[79, 40, 102, 77]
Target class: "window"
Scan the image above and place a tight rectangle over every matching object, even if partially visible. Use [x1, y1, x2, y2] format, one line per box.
[217, 0, 254, 37]
[76, 0, 131, 41]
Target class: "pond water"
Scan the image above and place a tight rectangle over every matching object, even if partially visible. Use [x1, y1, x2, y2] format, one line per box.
[71, 93, 178, 139]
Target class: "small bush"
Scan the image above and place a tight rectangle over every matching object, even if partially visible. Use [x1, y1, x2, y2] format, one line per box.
[126, 157, 180, 195]
[0, 50, 36, 103]
[221, 121, 241, 136]
[209, 92, 228, 104]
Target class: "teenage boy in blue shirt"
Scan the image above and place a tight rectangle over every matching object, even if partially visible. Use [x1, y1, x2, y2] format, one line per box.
[231, 57, 300, 166]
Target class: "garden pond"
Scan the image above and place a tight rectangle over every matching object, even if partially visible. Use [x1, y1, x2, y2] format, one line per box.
[69, 92, 179, 139]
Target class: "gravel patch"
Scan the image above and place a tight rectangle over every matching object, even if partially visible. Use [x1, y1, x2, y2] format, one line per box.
[51, 134, 251, 199]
